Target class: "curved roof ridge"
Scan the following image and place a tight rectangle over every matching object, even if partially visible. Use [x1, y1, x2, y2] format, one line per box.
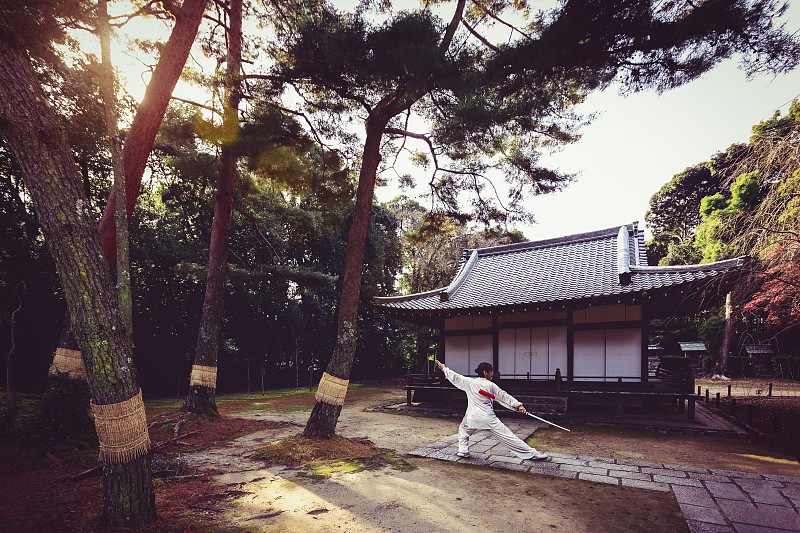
[470, 222, 639, 257]
[374, 286, 445, 304]
[442, 250, 478, 301]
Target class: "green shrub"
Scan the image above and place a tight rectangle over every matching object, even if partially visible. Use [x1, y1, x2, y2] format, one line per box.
[658, 355, 691, 375]
[701, 354, 719, 375]
[725, 356, 754, 377]
[18, 374, 96, 447]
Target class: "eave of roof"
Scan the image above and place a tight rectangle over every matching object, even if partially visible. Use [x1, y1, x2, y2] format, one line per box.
[679, 342, 708, 351]
[374, 223, 746, 320]
[743, 345, 774, 354]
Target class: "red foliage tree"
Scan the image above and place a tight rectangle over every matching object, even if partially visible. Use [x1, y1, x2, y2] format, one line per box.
[744, 245, 800, 335]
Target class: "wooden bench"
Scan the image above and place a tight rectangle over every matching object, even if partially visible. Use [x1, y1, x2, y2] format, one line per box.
[405, 373, 459, 406]
[405, 373, 700, 420]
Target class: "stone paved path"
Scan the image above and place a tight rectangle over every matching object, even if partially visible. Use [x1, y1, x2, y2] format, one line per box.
[408, 420, 800, 533]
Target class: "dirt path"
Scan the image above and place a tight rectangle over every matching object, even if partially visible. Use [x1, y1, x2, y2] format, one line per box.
[184, 388, 688, 532]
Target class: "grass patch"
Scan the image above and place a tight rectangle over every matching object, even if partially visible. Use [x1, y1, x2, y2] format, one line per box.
[526, 426, 571, 449]
[251, 434, 415, 479]
[142, 398, 184, 417]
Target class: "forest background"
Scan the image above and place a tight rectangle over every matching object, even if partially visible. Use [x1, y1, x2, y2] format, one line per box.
[2, 0, 800, 402]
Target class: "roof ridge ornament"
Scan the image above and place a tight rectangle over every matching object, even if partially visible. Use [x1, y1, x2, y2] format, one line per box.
[441, 249, 478, 301]
[617, 226, 631, 285]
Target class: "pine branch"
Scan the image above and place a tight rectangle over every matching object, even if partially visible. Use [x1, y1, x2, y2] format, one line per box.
[461, 18, 499, 51]
[470, 0, 533, 42]
[170, 95, 218, 115]
[390, 110, 413, 168]
[109, 0, 163, 27]
[440, 0, 467, 52]
[232, 203, 281, 265]
[204, 13, 230, 32]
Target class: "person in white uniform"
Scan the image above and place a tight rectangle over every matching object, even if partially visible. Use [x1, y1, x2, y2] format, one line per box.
[436, 359, 548, 461]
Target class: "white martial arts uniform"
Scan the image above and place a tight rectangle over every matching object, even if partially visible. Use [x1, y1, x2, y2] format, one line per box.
[442, 366, 537, 459]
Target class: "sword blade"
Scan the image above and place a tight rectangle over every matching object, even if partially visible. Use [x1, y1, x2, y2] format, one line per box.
[524, 411, 571, 432]
[492, 397, 571, 432]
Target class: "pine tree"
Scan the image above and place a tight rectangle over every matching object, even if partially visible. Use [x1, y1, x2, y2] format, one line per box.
[270, 0, 800, 438]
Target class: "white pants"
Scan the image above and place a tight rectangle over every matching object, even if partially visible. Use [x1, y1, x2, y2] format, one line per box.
[458, 417, 536, 459]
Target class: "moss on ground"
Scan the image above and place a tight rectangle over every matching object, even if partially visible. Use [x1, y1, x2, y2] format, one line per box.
[252, 434, 416, 480]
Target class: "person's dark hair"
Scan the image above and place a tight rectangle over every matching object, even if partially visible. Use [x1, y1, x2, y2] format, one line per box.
[475, 362, 493, 377]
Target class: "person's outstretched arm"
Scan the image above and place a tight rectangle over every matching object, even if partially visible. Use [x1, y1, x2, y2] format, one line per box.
[490, 383, 528, 414]
[435, 359, 470, 391]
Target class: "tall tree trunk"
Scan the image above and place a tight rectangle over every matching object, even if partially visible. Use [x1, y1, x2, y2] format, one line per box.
[183, 0, 242, 415]
[719, 292, 733, 376]
[301, 0, 466, 439]
[0, 17, 156, 527]
[98, 0, 132, 344]
[303, 112, 388, 439]
[97, 0, 208, 260]
[49, 0, 207, 380]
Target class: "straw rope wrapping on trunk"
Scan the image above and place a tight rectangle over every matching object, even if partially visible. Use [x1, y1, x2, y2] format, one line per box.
[48, 347, 87, 380]
[315, 372, 349, 406]
[189, 364, 217, 388]
[91, 389, 151, 463]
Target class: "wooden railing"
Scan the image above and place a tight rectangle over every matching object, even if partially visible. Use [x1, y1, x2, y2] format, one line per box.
[405, 369, 699, 419]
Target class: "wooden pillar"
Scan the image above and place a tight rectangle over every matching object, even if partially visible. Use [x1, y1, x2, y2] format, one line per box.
[437, 323, 445, 366]
[492, 316, 499, 382]
[566, 309, 574, 381]
[640, 305, 649, 383]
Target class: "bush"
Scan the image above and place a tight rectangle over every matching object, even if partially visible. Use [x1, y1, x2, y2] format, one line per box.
[698, 311, 725, 361]
[18, 373, 95, 447]
[658, 355, 691, 375]
[724, 356, 750, 377]
[701, 354, 718, 375]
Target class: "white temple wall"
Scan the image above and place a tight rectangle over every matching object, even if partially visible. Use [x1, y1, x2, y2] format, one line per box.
[574, 329, 606, 381]
[574, 328, 641, 381]
[605, 329, 642, 381]
[498, 326, 568, 379]
[444, 304, 643, 381]
[444, 334, 492, 376]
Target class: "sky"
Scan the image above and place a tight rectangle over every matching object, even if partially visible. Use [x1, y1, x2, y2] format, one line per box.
[512, 60, 800, 241]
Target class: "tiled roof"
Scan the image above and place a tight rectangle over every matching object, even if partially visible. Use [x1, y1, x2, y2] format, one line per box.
[374, 222, 745, 315]
[743, 345, 774, 354]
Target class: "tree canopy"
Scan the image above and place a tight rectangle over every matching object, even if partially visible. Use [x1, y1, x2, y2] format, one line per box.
[645, 99, 800, 367]
[259, 0, 800, 437]
[2, 3, 800, 521]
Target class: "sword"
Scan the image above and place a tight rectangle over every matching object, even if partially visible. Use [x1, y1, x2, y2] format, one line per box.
[479, 389, 571, 432]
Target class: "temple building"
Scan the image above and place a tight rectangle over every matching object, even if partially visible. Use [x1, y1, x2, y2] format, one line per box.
[375, 223, 744, 390]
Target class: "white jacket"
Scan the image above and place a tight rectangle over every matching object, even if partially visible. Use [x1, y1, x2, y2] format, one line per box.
[442, 366, 522, 429]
